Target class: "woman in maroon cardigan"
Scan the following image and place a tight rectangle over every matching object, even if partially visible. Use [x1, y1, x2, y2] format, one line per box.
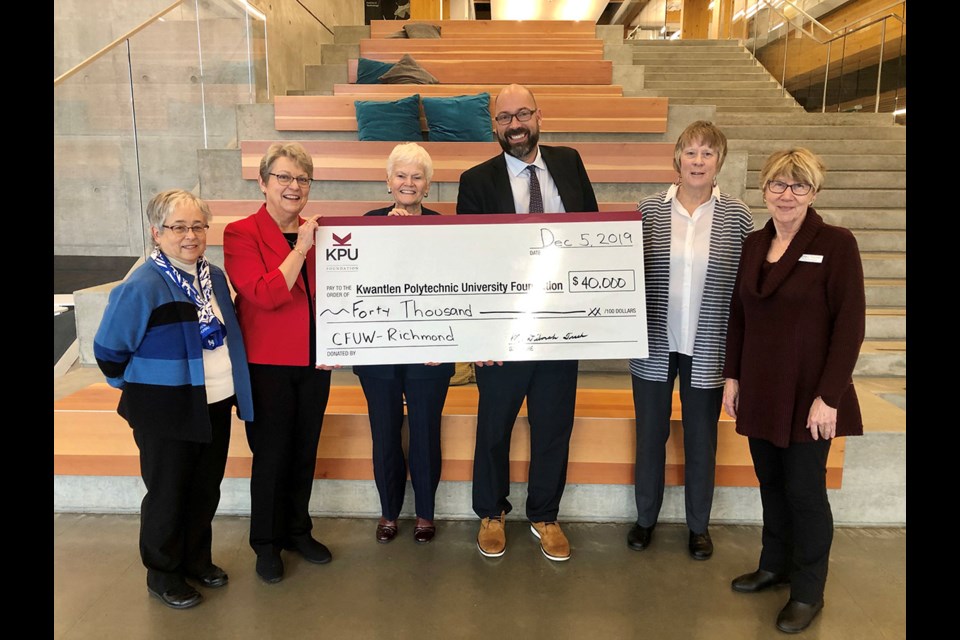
[722, 148, 865, 634]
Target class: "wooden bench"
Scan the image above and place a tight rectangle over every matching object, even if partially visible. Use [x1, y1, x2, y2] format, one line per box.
[53, 382, 849, 487]
[333, 83, 624, 98]
[370, 19, 599, 40]
[347, 58, 613, 85]
[204, 200, 640, 245]
[359, 38, 605, 60]
[239, 141, 678, 184]
[274, 95, 669, 134]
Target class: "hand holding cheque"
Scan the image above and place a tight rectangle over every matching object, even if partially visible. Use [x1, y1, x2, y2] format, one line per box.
[315, 211, 649, 366]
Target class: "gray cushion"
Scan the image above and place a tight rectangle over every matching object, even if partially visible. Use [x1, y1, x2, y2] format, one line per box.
[378, 54, 439, 85]
[403, 23, 441, 39]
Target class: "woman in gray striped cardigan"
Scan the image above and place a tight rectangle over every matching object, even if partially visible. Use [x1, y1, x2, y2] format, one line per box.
[626, 121, 753, 560]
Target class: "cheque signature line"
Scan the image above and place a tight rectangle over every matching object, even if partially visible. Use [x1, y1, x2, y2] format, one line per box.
[510, 340, 639, 345]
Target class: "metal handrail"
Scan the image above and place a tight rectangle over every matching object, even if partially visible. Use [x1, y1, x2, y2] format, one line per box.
[753, 0, 906, 114]
[54, 0, 184, 87]
[760, 0, 905, 46]
[772, 0, 832, 38]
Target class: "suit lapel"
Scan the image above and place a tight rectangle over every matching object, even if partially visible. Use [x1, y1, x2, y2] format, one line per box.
[254, 205, 307, 293]
[540, 146, 574, 212]
[491, 154, 516, 213]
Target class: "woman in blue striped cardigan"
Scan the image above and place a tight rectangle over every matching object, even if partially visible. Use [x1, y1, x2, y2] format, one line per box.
[94, 190, 253, 610]
[627, 121, 753, 560]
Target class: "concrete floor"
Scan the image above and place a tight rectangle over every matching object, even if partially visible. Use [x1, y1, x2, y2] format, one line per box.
[54, 514, 906, 640]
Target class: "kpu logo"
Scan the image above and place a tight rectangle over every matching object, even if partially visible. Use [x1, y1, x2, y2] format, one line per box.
[326, 231, 358, 261]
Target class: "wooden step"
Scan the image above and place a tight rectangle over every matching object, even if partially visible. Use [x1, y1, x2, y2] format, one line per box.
[54, 383, 848, 488]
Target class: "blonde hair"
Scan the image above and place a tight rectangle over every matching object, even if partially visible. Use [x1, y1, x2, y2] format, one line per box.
[673, 120, 728, 173]
[759, 147, 826, 192]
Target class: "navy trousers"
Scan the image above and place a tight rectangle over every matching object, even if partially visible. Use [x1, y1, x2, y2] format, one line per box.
[358, 373, 449, 521]
[472, 360, 578, 522]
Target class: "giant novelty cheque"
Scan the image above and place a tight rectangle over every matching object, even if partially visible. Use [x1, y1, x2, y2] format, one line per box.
[315, 212, 648, 366]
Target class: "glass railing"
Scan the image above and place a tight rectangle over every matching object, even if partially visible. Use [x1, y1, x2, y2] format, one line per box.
[739, 0, 906, 115]
[54, 0, 267, 261]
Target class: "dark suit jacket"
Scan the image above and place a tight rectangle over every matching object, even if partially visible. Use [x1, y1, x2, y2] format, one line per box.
[223, 204, 316, 366]
[456, 145, 599, 215]
[352, 204, 455, 380]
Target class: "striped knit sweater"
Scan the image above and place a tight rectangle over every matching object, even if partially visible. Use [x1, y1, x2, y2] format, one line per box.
[629, 190, 753, 389]
[94, 257, 254, 442]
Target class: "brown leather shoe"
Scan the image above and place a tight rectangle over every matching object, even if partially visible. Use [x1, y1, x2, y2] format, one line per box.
[477, 512, 506, 557]
[376, 518, 398, 544]
[530, 521, 571, 562]
[413, 517, 436, 544]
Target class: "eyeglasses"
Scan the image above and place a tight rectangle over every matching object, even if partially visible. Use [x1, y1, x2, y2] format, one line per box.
[765, 180, 813, 196]
[269, 172, 313, 187]
[162, 224, 209, 236]
[494, 108, 536, 126]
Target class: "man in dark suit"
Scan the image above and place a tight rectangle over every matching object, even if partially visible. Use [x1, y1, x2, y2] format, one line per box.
[456, 84, 599, 562]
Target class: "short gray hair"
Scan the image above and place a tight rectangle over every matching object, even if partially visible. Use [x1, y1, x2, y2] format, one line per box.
[146, 189, 212, 239]
[259, 142, 314, 183]
[386, 142, 434, 182]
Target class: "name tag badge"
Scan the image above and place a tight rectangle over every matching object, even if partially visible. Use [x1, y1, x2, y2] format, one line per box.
[799, 253, 824, 264]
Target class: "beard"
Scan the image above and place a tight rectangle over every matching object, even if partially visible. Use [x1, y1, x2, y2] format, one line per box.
[497, 125, 539, 161]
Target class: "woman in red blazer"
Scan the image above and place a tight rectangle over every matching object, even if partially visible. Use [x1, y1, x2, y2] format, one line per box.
[223, 142, 332, 584]
[722, 148, 865, 633]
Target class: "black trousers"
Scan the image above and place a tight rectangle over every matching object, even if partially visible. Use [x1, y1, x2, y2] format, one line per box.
[358, 373, 449, 521]
[134, 396, 233, 592]
[246, 364, 331, 555]
[472, 360, 578, 522]
[750, 436, 834, 604]
[631, 353, 722, 533]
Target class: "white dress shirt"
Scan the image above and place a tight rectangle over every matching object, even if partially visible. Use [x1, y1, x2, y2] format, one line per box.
[504, 149, 565, 214]
[665, 183, 719, 356]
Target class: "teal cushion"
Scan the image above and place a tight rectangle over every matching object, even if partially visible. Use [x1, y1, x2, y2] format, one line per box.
[354, 94, 423, 142]
[422, 92, 494, 142]
[357, 58, 395, 84]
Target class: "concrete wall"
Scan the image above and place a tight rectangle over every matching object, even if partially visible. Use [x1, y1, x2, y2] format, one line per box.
[249, 0, 364, 99]
[53, 430, 906, 525]
[54, 0, 174, 79]
[54, 1, 363, 259]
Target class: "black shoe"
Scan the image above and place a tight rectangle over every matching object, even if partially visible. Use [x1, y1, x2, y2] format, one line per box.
[256, 551, 284, 584]
[147, 582, 203, 609]
[627, 523, 654, 551]
[731, 569, 790, 593]
[284, 534, 333, 564]
[186, 564, 228, 588]
[688, 529, 713, 560]
[776, 599, 824, 633]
